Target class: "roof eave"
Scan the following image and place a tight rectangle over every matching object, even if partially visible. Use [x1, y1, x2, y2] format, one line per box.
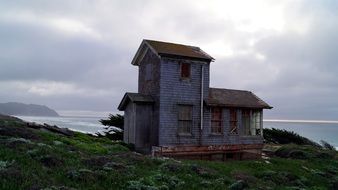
[131, 40, 159, 66]
[205, 102, 272, 109]
[118, 93, 155, 111]
[159, 53, 213, 62]
[117, 93, 130, 111]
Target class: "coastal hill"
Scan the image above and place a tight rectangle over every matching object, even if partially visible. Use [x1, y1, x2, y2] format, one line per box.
[0, 115, 337, 189]
[0, 102, 59, 117]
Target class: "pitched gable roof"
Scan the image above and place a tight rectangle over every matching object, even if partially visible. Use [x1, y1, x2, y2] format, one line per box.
[132, 39, 214, 65]
[206, 88, 272, 109]
[118, 93, 154, 111]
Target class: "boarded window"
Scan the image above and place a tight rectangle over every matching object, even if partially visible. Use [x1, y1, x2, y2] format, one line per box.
[180, 63, 190, 78]
[211, 107, 222, 134]
[229, 109, 238, 134]
[178, 105, 192, 134]
[145, 63, 152, 81]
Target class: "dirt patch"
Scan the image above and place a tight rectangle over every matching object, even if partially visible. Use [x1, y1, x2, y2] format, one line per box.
[103, 161, 126, 171]
[67, 169, 99, 182]
[160, 162, 182, 172]
[0, 114, 23, 122]
[4, 138, 36, 150]
[0, 124, 40, 141]
[228, 180, 248, 190]
[113, 152, 146, 164]
[232, 171, 257, 184]
[0, 166, 23, 184]
[40, 155, 64, 168]
[82, 156, 111, 168]
[191, 164, 217, 177]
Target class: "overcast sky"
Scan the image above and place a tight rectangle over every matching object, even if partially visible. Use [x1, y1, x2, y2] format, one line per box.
[1, 0, 337, 119]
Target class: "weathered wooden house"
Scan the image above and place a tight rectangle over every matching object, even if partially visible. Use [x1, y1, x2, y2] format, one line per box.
[118, 40, 272, 160]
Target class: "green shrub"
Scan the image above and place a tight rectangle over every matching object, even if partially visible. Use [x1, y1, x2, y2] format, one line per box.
[228, 180, 248, 190]
[315, 152, 335, 159]
[0, 160, 14, 170]
[320, 140, 336, 151]
[275, 145, 311, 159]
[264, 128, 320, 147]
[275, 144, 336, 160]
[288, 150, 309, 159]
[126, 180, 157, 190]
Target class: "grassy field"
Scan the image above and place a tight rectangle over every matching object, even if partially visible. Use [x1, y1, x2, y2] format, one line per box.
[0, 115, 337, 190]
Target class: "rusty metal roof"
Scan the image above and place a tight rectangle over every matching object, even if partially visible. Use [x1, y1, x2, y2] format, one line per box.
[206, 88, 272, 109]
[144, 40, 214, 61]
[118, 92, 154, 111]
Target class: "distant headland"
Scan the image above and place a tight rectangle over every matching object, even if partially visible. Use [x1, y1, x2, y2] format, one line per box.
[0, 102, 59, 117]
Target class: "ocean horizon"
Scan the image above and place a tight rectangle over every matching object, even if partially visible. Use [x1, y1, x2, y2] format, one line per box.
[15, 115, 338, 149]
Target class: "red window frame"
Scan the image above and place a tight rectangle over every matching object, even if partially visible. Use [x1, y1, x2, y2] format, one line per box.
[211, 107, 223, 134]
[229, 109, 238, 134]
[181, 63, 190, 78]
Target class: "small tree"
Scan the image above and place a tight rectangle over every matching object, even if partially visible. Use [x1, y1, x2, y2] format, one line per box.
[98, 114, 124, 140]
[320, 140, 335, 150]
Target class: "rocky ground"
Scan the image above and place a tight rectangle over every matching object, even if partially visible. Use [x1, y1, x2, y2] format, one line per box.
[0, 114, 337, 190]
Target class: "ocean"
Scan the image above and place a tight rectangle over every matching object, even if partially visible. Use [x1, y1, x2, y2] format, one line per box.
[15, 116, 338, 149]
[16, 115, 105, 134]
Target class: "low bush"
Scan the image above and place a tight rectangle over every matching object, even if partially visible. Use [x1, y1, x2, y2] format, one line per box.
[320, 140, 336, 151]
[264, 128, 320, 147]
[275, 144, 336, 159]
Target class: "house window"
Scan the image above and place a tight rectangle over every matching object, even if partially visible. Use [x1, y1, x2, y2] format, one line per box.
[229, 109, 238, 134]
[178, 105, 192, 134]
[242, 110, 251, 135]
[242, 110, 262, 136]
[180, 63, 190, 79]
[252, 110, 262, 135]
[211, 107, 222, 134]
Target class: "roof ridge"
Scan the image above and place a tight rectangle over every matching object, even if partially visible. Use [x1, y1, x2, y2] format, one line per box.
[142, 39, 214, 61]
[209, 87, 251, 93]
[144, 39, 200, 49]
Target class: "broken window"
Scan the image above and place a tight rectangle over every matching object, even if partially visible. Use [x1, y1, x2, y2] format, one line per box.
[251, 110, 262, 136]
[229, 109, 238, 134]
[242, 110, 251, 135]
[211, 107, 222, 134]
[178, 105, 192, 134]
[242, 110, 262, 136]
[180, 63, 191, 79]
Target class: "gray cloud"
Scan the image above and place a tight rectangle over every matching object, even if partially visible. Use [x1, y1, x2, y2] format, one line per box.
[0, 0, 337, 119]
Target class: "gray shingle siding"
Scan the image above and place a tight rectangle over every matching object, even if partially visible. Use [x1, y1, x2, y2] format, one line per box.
[138, 49, 160, 146]
[123, 103, 135, 144]
[158, 58, 210, 146]
[138, 48, 161, 96]
[135, 104, 153, 150]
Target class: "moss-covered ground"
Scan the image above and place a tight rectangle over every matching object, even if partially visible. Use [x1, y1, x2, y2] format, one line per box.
[0, 115, 337, 190]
